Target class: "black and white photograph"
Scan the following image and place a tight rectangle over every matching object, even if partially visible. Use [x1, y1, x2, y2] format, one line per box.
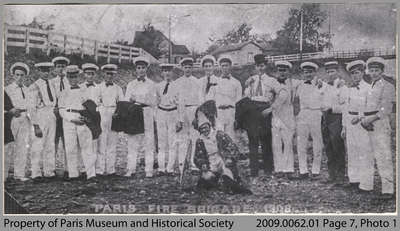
[2, 2, 397, 214]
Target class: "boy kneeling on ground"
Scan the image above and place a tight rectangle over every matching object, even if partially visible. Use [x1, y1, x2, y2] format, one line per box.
[192, 100, 252, 195]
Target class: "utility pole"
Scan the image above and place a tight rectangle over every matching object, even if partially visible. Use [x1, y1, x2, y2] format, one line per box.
[168, 14, 172, 63]
[328, 6, 332, 52]
[299, 9, 303, 62]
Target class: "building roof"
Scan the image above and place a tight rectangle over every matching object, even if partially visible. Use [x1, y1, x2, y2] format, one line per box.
[211, 41, 262, 56]
[172, 44, 190, 55]
[134, 30, 190, 57]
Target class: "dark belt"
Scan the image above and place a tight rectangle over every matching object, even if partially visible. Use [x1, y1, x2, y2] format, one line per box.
[218, 105, 235, 110]
[66, 109, 81, 113]
[158, 105, 177, 111]
[185, 105, 197, 107]
[348, 110, 379, 116]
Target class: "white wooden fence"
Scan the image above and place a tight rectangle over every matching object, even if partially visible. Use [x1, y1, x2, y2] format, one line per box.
[4, 25, 158, 64]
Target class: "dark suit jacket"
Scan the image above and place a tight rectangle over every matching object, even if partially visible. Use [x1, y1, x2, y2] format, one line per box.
[111, 101, 144, 135]
[81, 100, 102, 140]
[235, 97, 270, 132]
[4, 91, 14, 144]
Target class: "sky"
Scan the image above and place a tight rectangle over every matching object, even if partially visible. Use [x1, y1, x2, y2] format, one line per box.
[3, 3, 396, 53]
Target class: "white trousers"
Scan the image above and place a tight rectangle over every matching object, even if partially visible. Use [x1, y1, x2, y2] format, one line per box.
[126, 107, 155, 175]
[4, 142, 14, 180]
[359, 118, 394, 194]
[272, 117, 295, 173]
[156, 108, 179, 173]
[176, 106, 198, 174]
[97, 107, 118, 175]
[296, 110, 323, 175]
[344, 114, 370, 183]
[10, 114, 31, 179]
[31, 107, 56, 178]
[216, 108, 236, 141]
[63, 120, 95, 179]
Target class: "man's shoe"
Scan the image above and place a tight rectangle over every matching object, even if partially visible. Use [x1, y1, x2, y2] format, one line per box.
[32, 176, 44, 183]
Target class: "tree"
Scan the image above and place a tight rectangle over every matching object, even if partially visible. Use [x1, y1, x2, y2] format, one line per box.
[272, 3, 332, 54]
[206, 23, 256, 53]
[22, 17, 55, 31]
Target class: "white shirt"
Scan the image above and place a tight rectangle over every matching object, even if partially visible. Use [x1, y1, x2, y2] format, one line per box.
[174, 75, 201, 106]
[5, 82, 31, 110]
[215, 75, 242, 107]
[320, 78, 344, 113]
[97, 82, 124, 107]
[32, 78, 57, 107]
[50, 75, 70, 105]
[156, 79, 179, 109]
[125, 76, 157, 107]
[199, 74, 219, 102]
[80, 82, 100, 104]
[363, 77, 395, 119]
[59, 86, 88, 122]
[295, 78, 324, 111]
[244, 73, 275, 102]
[271, 78, 296, 121]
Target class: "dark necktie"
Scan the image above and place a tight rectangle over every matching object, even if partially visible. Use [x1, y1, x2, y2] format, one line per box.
[86, 83, 95, 87]
[304, 80, 312, 85]
[163, 82, 170, 95]
[19, 86, 25, 99]
[255, 75, 263, 96]
[352, 82, 360, 90]
[60, 76, 65, 91]
[278, 78, 286, 84]
[138, 77, 146, 82]
[45, 79, 54, 102]
[106, 82, 114, 87]
[327, 81, 334, 86]
[71, 86, 80, 90]
[205, 76, 217, 94]
[222, 75, 230, 79]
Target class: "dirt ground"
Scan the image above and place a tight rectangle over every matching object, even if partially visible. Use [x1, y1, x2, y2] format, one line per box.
[4, 129, 396, 214]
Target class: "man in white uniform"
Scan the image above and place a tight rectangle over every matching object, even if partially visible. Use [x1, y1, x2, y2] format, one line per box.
[156, 63, 180, 176]
[295, 62, 324, 179]
[5, 62, 32, 181]
[175, 57, 202, 175]
[97, 64, 124, 177]
[340, 60, 370, 189]
[30, 62, 57, 182]
[80, 63, 101, 172]
[269, 61, 298, 177]
[215, 55, 242, 141]
[59, 65, 96, 181]
[358, 57, 395, 199]
[125, 57, 157, 178]
[199, 55, 218, 103]
[51, 56, 70, 176]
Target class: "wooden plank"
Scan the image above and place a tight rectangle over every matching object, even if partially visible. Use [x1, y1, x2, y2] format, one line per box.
[25, 28, 29, 54]
[30, 43, 46, 49]
[7, 41, 26, 47]
[7, 33, 26, 39]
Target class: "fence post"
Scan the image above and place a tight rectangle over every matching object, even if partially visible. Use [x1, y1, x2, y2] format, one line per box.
[4, 26, 8, 55]
[46, 32, 52, 56]
[129, 47, 133, 63]
[63, 34, 67, 53]
[81, 38, 85, 59]
[94, 40, 98, 63]
[25, 28, 30, 54]
[118, 45, 122, 63]
[107, 42, 111, 63]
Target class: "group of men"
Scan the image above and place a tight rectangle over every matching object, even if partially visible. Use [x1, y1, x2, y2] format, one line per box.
[4, 53, 395, 199]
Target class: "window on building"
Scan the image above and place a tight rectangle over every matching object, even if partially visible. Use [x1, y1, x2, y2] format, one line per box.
[247, 52, 253, 63]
